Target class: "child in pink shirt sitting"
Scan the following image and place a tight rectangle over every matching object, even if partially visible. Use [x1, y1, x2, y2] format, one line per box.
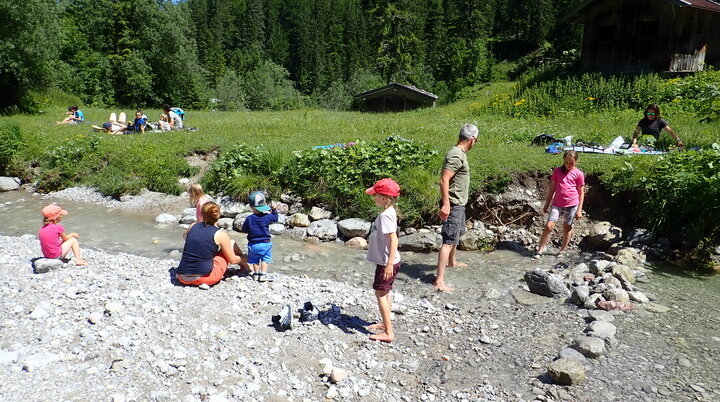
[534, 150, 585, 259]
[38, 204, 87, 265]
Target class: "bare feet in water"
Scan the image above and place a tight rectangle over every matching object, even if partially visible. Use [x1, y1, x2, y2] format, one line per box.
[369, 332, 395, 342]
[448, 261, 469, 268]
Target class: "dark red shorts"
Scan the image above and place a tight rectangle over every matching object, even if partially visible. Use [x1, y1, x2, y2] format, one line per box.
[373, 262, 401, 291]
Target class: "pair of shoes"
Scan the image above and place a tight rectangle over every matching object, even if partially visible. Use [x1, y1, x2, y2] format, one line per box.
[272, 304, 292, 330]
[300, 301, 319, 322]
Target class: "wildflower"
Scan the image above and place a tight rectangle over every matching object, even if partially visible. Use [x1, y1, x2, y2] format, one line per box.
[585, 96, 596, 101]
[513, 99, 526, 106]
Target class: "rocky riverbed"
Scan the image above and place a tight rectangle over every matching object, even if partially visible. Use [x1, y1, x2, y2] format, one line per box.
[2, 232, 719, 401]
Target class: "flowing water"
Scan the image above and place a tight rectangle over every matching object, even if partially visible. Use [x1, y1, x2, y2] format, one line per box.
[1, 189, 719, 399]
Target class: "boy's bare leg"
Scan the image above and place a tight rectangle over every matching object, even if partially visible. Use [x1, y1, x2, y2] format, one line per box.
[370, 290, 395, 342]
[448, 246, 468, 267]
[261, 261, 269, 274]
[434, 244, 454, 291]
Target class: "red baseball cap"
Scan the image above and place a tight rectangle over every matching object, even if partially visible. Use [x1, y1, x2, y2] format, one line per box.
[42, 204, 68, 220]
[365, 178, 400, 197]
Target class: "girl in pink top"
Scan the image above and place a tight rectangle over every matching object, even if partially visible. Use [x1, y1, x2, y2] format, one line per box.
[189, 183, 212, 223]
[534, 150, 585, 259]
[38, 204, 87, 265]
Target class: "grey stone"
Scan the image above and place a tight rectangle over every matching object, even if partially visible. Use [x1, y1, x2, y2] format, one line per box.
[612, 264, 636, 284]
[269, 223, 286, 235]
[307, 219, 338, 241]
[232, 212, 253, 231]
[547, 358, 586, 385]
[283, 227, 307, 242]
[458, 230, 492, 251]
[217, 218, 234, 230]
[628, 291, 650, 303]
[584, 293, 604, 309]
[524, 270, 571, 298]
[587, 310, 614, 322]
[589, 260, 612, 275]
[330, 367, 348, 384]
[33, 258, 64, 274]
[155, 213, 177, 224]
[643, 302, 671, 313]
[614, 247, 646, 267]
[558, 348, 586, 362]
[626, 228, 656, 247]
[570, 285, 590, 305]
[345, 237, 368, 249]
[287, 213, 311, 228]
[337, 219, 371, 238]
[87, 312, 103, 324]
[572, 336, 606, 358]
[309, 206, 333, 221]
[587, 320, 617, 337]
[603, 288, 630, 303]
[219, 197, 246, 218]
[398, 232, 441, 252]
[587, 222, 623, 251]
[0, 177, 20, 192]
[179, 208, 198, 224]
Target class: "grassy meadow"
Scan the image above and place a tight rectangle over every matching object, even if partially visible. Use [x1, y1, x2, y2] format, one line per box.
[3, 82, 719, 198]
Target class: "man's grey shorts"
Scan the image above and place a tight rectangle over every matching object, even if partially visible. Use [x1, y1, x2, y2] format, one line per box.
[441, 204, 467, 245]
[548, 205, 579, 226]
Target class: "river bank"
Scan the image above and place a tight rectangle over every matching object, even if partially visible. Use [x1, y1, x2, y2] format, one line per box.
[1, 228, 719, 401]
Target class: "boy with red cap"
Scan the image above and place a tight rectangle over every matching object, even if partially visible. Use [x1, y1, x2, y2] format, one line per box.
[38, 204, 87, 266]
[365, 178, 401, 342]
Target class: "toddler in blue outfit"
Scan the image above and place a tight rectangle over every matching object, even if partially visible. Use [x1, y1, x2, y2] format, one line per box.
[242, 191, 278, 282]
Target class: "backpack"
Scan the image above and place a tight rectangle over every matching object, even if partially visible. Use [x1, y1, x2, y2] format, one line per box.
[170, 107, 185, 120]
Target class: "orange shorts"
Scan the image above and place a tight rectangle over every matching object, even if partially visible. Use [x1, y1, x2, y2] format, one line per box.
[177, 254, 229, 286]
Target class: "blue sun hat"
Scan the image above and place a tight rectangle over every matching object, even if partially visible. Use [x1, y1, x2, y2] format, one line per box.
[249, 191, 271, 213]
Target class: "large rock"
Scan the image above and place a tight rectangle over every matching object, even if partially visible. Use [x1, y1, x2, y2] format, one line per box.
[569, 285, 591, 306]
[398, 232, 440, 252]
[217, 218, 234, 230]
[307, 219, 338, 241]
[458, 230, 493, 251]
[588, 259, 612, 275]
[558, 348, 586, 362]
[572, 336, 606, 358]
[309, 206, 333, 221]
[0, 177, 20, 191]
[612, 264, 636, 284]
[614, 247, 646, 268]
[628, 291, 650, 303]
[345, 237, 368, 249]
[626, 228, 656, 247]
[584, 294, 604, 309]
[287, 213, 311, 228]
[269, 223, 286, 235]
[232, 212, 253, 232]
[337, 219, 371, 239]
[587, 320, 617, 337]
[547, 358, 586, 385]
[33, 258, 64, 274]
[587, 222, 623, 251]
[179, 208, 198, 224]
[603, 287, 630, 303]
[154, 213, 177, 224]
[219, 197, 246, 218]
[524, 270, 571, 298]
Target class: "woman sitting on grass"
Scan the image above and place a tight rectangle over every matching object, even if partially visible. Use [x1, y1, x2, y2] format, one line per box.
[56, 105, 84, 124]
[631, 104, 684, 149]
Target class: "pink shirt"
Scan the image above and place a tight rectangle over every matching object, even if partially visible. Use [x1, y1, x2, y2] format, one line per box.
[195, 196, 211, 222]
[39, 223, 64, 258]
[551, 167, 585, 208]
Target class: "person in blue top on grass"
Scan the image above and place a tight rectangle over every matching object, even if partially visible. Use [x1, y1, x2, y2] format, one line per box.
[57, 105, 84, 124]
[242, 191, 279, 282]
[131, 110, 147, 134]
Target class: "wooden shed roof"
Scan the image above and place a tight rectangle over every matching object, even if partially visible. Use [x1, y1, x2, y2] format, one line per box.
[564, 0, 720, 21]
[354, 82, 439, 100]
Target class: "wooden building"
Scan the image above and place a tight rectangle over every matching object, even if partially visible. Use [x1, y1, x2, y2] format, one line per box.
[565, 0, 720, 73]
[354, 83, 438, 112]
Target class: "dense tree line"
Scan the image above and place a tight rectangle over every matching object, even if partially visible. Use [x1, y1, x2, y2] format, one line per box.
[0, 0, 582, 112]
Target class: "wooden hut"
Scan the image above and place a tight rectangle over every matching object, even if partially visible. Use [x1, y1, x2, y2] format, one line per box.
[354, 83, 438, 112]
[565, 0, 720, 73]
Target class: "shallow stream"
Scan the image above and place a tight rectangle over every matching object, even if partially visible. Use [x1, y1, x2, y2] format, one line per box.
[1, 189, 718, 400]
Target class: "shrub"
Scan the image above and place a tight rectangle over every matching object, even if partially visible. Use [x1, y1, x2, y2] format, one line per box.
[281, 136, 438, 219]
[203, 144, 286, 198]
[0, 124, 24, 175]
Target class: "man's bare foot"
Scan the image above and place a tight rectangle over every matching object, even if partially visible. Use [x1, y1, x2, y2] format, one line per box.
[367, 323, 385, 332]
[448, 261, 469, 268]
[434, 283, 454, 291]
[75, 259, 88, 266]
[369, 332, 395, 342]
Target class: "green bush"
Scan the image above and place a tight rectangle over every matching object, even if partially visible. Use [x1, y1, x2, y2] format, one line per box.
[203, 144, 286, 198]
[281, 136, 438, 219]
[0, 124, 24, 175]
[37, 133, 103, 190]
[605, 145, 720, 260]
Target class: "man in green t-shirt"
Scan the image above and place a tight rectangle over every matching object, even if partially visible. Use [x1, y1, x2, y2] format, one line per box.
[435, 123, 478, 291]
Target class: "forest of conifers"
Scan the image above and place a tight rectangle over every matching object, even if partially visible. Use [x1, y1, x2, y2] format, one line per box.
[0, 0, 582, 112]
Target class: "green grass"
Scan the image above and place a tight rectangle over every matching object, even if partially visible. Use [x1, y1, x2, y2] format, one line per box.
[2, 81, 719, 196]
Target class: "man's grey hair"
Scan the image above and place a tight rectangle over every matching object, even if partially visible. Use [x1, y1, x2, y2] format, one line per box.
[459, 124, 479, 140]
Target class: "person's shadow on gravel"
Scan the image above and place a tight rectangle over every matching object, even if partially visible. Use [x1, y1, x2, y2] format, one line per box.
[398, 263, 437, 285]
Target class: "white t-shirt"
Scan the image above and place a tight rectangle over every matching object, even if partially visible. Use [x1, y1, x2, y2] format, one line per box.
[169, 111, 183, 129]
[366, 206, 400, 265]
